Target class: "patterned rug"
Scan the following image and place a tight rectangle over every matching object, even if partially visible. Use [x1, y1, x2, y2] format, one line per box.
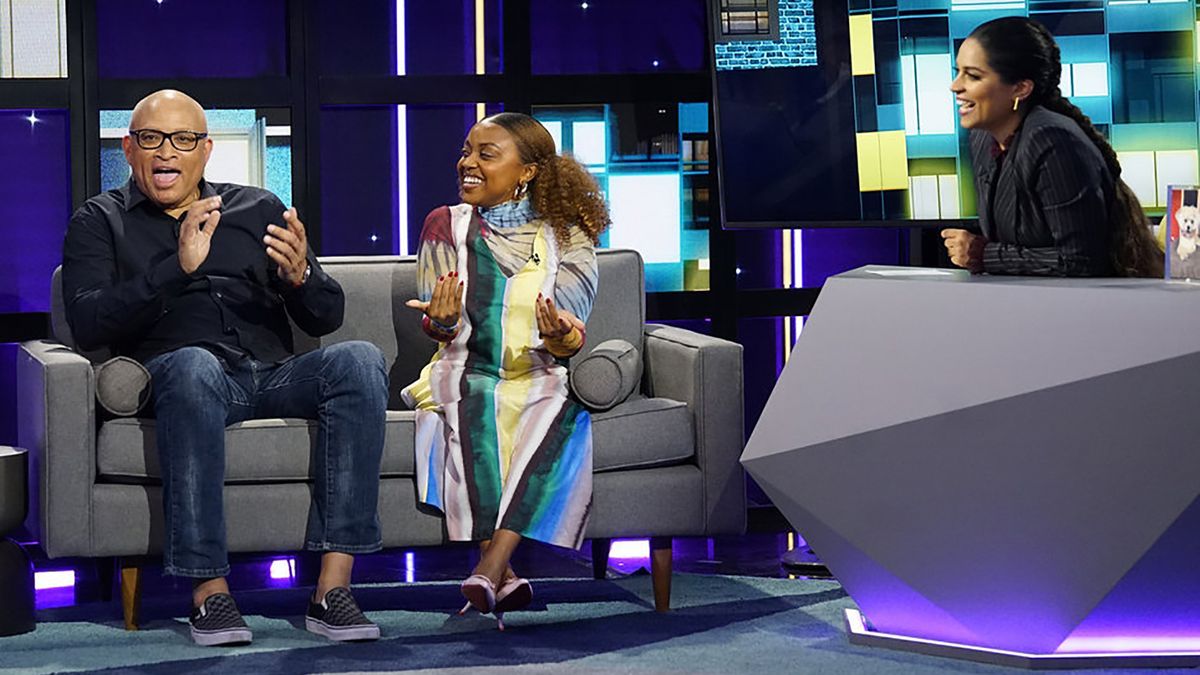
[0, 574, 1175, 674]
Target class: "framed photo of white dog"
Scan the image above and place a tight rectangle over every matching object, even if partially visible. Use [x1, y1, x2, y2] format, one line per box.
[1166, 185, 1200, 279]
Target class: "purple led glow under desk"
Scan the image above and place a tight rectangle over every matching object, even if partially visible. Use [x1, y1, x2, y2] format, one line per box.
[741, 266, 1200, 668]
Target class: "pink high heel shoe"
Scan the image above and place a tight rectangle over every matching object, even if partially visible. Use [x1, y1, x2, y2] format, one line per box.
[495, 577, 532, 614]
[459, 574, 496, 616]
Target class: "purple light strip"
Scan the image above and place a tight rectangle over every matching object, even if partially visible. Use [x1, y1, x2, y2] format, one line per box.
[269, 558, 296, 580]
[608, 539, 650, 560]
[34, 570, 75, 590]
[846, 609, 1200, 659]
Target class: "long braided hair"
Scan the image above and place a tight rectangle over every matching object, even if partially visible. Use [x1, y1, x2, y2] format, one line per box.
[970, 17, 1163, 277]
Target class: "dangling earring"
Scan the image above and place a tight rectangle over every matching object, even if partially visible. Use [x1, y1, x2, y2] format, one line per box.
[1012, 97, 1021, 112]
[513, 181, 528, 200]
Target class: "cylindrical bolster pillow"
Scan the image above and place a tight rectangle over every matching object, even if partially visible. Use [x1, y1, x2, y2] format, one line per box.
[94, 356, 152, 417]
[569, 339, 642, 411]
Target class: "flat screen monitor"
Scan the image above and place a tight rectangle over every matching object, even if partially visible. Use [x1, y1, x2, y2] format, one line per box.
[709, 0, 1199, 229]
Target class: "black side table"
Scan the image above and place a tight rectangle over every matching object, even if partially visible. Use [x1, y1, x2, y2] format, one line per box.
[0, 446, 35, 636]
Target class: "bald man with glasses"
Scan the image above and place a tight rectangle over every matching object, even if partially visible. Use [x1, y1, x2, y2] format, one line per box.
[62, 90, 387, 646]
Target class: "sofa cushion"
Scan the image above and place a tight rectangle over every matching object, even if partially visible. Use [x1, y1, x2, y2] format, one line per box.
[94, 356, 152, 417]
[97, 410, 416, 483]
[571, 339, 642, 411]
[592, 397, 693, 472]
[97, 397, 693, 482]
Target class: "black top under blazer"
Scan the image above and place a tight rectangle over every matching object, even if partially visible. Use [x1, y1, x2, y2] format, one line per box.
[969, 105, 1115, 276]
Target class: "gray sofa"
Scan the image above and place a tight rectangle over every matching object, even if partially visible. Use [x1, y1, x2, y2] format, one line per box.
[17, 249, 745, 627]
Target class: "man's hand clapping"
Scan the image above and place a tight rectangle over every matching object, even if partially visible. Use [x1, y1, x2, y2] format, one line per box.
[264, 208, 311, 287]
[178, 196, 222, 275]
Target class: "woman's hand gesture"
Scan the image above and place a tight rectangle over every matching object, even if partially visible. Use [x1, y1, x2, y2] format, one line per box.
[536, 293, 582, 339]
[406, 271, 464, 328]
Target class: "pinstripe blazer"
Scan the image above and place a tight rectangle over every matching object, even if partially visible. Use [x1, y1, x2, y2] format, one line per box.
[969, 105, 1115, 276]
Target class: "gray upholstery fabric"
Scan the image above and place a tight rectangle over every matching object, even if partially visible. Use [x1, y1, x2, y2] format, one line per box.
[587, 466, 705, 538]
[22, 253, 747, 562]
[90, 466, 706, 555]
[94, 357, 152, 417]
[97, 411, 417, 482]
[90, 480, 447, 556]
[573, 250, 646, 364]
[16, 340, 96, 558]
[592, 397, 692, 472]
[571, 339, 642, 411]
[299, 257, 436, 409]
[97, 401, 692, 481]
[643, 324, 747, 536]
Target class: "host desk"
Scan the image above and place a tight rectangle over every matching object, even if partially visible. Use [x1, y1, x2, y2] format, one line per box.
[741, 266, 1200, 668]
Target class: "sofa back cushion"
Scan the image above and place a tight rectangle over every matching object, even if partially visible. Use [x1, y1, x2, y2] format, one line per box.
[316, 249, 645, 407]
[50, 248, 645, 408]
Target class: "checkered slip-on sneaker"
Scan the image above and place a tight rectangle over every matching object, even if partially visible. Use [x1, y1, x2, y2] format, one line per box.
[189, 593, 252, 646]
[306, 587, 381, 641]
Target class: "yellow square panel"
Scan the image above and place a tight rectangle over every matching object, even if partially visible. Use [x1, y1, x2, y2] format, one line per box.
[857, 132, 882, 192]
[878, 131, 909, 190]
[849, 14, 875, 76]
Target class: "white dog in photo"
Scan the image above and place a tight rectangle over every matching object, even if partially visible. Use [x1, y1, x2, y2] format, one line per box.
[1175, 204, 1200, 261]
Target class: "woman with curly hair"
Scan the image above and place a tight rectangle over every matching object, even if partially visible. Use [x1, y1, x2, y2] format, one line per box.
[401, 112, 610, 628]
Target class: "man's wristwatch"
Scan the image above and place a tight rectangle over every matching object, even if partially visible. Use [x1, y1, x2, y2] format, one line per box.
[295, 264, 312, 288]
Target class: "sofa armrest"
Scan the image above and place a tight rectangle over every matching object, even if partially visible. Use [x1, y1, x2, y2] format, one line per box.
[17, 340, 96, 558]
[642, 324, 746, 535]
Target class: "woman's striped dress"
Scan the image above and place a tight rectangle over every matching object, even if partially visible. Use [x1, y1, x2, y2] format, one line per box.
[401, 200, 597, 549]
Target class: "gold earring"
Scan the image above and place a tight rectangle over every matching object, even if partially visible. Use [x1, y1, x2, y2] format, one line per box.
[1012, 97, 1020, 112]
[514, 181, 528, 200]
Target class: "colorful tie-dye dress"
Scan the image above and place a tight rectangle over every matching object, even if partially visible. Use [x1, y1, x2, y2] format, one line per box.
[401, 199, 597, 549]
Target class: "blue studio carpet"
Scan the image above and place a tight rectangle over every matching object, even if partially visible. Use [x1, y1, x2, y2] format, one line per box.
[1, 574, 1193, 674]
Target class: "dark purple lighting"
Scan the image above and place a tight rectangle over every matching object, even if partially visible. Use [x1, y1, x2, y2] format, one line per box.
[0, 109, 70, 313]
[96, 0, 286, 78]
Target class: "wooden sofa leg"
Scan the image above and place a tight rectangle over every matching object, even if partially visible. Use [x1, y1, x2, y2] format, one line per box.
[120, 561, 142, 631]
[650, 536, 672, 613]
[591, 538, 611, 580]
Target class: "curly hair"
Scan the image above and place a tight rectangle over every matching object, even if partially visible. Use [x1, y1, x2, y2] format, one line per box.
[970, 17, 1163, 277]
[482, 112, 610, 247]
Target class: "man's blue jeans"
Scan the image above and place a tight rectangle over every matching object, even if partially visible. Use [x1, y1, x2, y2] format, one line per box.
[144, 342, 388, 578]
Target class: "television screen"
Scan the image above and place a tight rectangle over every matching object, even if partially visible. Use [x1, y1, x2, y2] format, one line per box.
[709, 0, 1199, 229]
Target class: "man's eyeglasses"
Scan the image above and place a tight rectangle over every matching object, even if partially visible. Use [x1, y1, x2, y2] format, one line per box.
[129, 128, 209, 152]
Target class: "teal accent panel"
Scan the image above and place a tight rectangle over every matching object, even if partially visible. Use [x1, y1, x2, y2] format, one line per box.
[206, 110, 257, 129]
[906, 134, 958, 158]
[645, 262, 684, 292]
[1056, 35, 1109, 62]
[1111, 122, 1200, 152]
[679, 103, 709, 134]
[950, 8, 1026, 39]
[100, 110, 131, 128]
[102, 108, 257, 130]
[682, 230, 709, 260]
[1074, 97, 1112, 125]
[266, 139, 292, 208]
[897, 0, 952, 10]
[100, 146, 129, 191]
[1106, 3, 1193, 32]
[877, 104, 906, 132]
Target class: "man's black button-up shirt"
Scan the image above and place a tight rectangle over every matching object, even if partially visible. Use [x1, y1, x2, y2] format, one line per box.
[62, 179, 344, 364]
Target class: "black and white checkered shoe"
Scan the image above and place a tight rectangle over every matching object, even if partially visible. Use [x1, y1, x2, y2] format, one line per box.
[189, 593, 252, 646]
[306, 587, 380, 641]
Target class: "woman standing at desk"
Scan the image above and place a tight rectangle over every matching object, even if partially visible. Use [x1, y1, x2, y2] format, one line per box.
[941, 16, 1161, 277]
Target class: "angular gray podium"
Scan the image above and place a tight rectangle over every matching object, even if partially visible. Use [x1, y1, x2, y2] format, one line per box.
[742, 266, 1200, 669]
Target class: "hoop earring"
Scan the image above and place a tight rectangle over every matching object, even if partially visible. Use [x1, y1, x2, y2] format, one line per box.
[513, 181, 529, 200]
[1012, 97, 1020, 112]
